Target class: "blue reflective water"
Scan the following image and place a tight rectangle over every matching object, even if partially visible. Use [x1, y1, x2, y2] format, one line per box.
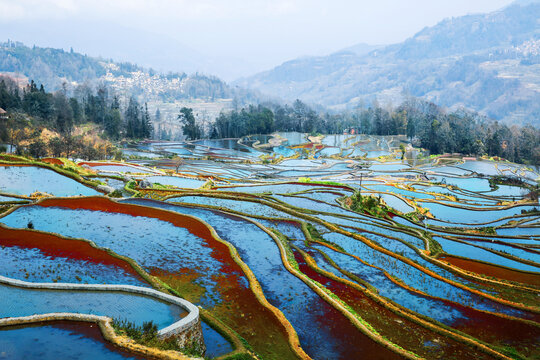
[423, 202, 536, 224]
[308, 243, 463, 324]
[323, 232, 525, 317]
[0, 194, 22, 202]
[202, 322, 233, 358]
[122, 150, 162, 159]
[0, 323, 144, 360]
[125, 199, 375, 359]
[91, 165, 156, 174]
[435, 236, 540, 273]
[0, 245, 148, 287]
[0, 206, 223, 307]
[0, 284, 183, 329]
[0, 166, 99, 197]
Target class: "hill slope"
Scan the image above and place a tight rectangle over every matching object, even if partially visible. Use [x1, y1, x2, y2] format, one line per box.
[237, 0, 540, 126]
[0, 41, 266, 138]
[0, 40, 242, 102]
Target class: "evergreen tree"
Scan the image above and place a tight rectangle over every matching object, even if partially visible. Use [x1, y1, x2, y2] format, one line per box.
[142, 103, 152, 138]
[125, 97, 140, 138]
[178, 107, 201, 140]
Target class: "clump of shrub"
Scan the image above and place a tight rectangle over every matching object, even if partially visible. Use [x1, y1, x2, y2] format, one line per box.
[126, 180, 137, 190]
[112, 319, 157, 342]
[111, 319, 205, 356]
[347, 191, 390, 218]
[108, 189, 123, 198]
[61, 165, 80, 174]
[521, 207, 539, 215]
[488, 175, 526, 188]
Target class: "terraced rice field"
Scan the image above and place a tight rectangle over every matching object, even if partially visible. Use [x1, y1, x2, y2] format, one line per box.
[0, 132, 538, 360]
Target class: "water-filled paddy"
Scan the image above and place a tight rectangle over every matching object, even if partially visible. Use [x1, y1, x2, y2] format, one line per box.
[424, 202, 536, 224]
[0, 166, 99, 197]
[0, 245, 148, 286]
[0, 204, 226, 306]
[0, 194, 23, 202]
[0, 284, 184, 329]
[435, 236, 540, 273]
[122, 149, 163, 158]
[128, 200, 400, 359]
[0, 322, 145, 360]
[90, 165, 157, 174]
[2, 132, 539, 360]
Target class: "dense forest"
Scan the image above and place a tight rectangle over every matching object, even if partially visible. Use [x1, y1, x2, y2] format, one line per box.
[0, 76, 151, 158]
[0, 40, 133, 90]
[209, 98, 540, 165]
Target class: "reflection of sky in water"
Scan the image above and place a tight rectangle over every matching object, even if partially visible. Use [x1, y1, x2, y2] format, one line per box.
[92, 165, 156, 174]
[0, 206, 225, 307]
[147, 175, 206, 189]
[324, 233, 525, 318]
[0, 284, 182, 329]
[126, 199, 374, 360]
[0, 166, 99, 197]
[435, 236, 540, 273]
[0, 246, 148, 286]
[0, 325, 144, 360]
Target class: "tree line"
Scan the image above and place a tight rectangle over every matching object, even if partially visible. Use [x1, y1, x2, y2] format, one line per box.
[0, 76, 152, 159]
[195, 98, 539, 165]
[0, 76, 152, 139]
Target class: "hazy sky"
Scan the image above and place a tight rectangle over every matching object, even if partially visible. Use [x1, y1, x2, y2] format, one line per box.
[0, 0, 517, 78]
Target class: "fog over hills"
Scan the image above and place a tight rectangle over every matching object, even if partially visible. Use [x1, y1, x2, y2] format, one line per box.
[0, 20, 259, 82]
[237, 0, 540, 126]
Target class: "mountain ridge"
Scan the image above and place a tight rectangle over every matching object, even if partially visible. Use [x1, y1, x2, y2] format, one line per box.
[237, 1, 540, 126]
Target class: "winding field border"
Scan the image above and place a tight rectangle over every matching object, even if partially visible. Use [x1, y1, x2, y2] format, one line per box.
[0, 274, 199, 338]
[167, 196, 533, 360]
[0, 313, 199, 360]
[162, 189, 540, 304]
[0, 196, 296, 359]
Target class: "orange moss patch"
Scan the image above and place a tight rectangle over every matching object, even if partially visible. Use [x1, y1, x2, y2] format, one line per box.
[440, 255, 540, 287]
[0, 226, 145, 280]
[291, 143, 325, 150]
[293, 249, 485, 359]
[34, 197, 299, 360]
[41, 158, 64, 166]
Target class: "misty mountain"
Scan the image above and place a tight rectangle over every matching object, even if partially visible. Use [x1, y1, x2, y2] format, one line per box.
[0, 19, 260, 81]
[0, 40, 262, 105]
[338, 43, 384, 56]
[237, 0, 540, 126]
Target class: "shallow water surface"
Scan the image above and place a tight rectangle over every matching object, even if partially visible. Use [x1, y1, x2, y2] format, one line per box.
[0, 166, 99, 197]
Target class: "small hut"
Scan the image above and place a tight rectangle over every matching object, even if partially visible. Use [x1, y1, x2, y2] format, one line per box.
[0, 108, 8, 121]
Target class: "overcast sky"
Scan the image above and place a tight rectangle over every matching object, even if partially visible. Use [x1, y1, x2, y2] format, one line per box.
[0, 0, 517, 78]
